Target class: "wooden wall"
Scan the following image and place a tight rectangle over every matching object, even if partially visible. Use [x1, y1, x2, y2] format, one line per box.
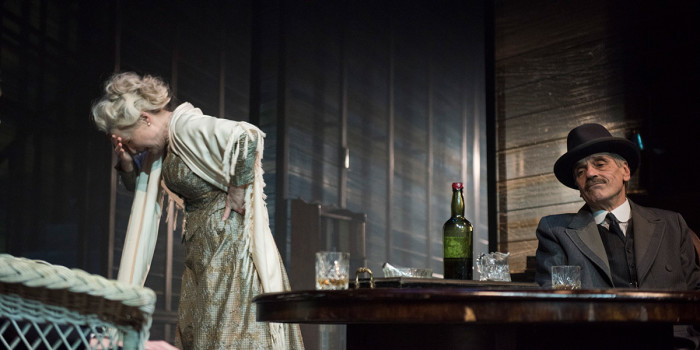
[275, 1, 490, 275]
[112, 1, 254, 342]
[495, 0, 700, 273]
[0, 0, 114, 270]
[0, 0, 254, 342]
[0, 0, 490, 345]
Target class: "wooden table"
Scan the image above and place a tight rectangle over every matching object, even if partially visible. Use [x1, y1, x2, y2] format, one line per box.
[253, 280, 700, 350]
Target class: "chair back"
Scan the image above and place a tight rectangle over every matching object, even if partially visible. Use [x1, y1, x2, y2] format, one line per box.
[0, 254, 156, 349]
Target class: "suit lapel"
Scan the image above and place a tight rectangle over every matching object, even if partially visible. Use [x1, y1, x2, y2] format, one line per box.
[631, 202, 664, 283]
[565, 206, 611, 280]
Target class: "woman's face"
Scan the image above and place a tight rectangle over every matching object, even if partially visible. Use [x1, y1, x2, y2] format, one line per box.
[111, 120, 164, 155]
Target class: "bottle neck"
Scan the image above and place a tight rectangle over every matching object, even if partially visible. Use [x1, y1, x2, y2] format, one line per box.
[451, 189, 464, 217]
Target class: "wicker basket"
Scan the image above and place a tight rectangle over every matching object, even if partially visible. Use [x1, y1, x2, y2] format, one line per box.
[0, 254, 156, 349]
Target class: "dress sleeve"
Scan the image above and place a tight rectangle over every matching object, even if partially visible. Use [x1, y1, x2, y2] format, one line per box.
[115, 163, 137, 192]
[230, 131, 257, 187]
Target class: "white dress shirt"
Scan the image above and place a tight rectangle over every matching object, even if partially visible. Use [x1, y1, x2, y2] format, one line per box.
[592, 198, 631, 235]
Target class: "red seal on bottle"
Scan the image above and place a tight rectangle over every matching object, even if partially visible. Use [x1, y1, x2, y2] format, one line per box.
[452, 182, 463, 190]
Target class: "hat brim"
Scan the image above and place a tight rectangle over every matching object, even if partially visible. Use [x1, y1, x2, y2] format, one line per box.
[554, 137, 640, 189]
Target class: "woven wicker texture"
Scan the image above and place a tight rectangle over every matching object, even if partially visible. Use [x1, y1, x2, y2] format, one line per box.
[0, 254, 156, 349]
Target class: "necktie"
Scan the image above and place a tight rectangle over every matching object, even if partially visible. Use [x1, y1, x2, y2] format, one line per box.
[606, 213, 625, 241]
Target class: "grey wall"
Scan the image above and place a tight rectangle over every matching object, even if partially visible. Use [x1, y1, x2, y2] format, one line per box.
[0, 0, 490, 344]
[271, 1, 490, 275]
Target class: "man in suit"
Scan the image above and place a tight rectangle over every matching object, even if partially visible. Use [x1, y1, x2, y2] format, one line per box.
[535, 123, 700, 290]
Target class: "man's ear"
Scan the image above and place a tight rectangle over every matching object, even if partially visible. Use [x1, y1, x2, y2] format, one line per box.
[621, 161, 631, 182]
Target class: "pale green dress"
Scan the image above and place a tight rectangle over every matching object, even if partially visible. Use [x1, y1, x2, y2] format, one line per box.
[159, 134, 304, 350]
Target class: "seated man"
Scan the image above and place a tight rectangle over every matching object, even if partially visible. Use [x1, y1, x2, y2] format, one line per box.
[535, 123, 700, 290]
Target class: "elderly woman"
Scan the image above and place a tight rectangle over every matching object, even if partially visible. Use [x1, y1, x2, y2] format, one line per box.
[91, 72, 304, 350]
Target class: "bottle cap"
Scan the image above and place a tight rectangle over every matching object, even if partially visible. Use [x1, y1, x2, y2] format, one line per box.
[452, 182, 463, 190]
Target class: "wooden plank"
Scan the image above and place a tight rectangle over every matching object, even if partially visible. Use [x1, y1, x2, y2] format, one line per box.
[497, 61, 626, 120]
[499, 124, 642, 179]
[498, 173, 580, 212]
[497, 34, 627, 91]
[498, 239, 538, 273]
[495, 0, 610, 60]
[498, 202, 583, 243]
[498, 96, 634, 150]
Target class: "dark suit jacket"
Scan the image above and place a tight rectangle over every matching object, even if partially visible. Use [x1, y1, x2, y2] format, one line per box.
[535, 200, 700, 290]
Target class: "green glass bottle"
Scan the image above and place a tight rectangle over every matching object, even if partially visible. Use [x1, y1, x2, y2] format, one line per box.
[443, 182, 473, 280]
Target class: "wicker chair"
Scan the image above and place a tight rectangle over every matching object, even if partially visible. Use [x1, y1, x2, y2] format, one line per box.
[0, 254, 156, 350]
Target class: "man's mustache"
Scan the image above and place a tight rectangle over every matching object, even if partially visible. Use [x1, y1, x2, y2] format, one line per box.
[585, 178, 606, 189]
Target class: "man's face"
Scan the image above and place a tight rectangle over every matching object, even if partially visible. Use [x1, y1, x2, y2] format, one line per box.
[573, 153, 631, 211]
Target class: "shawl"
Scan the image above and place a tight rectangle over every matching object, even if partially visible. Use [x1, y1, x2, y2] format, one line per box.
[116, 152, 163, 287]
[116, 102, 286, 349]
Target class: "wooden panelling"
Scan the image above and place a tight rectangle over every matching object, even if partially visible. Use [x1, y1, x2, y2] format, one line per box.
[499, 96, 631, 151]
[499, 239, 538, 273]
[498, 34, 627, 91]
[498, 174, 579, 212]
[3, 6, 489, 348]
[499, 124, 641, 179]
[499, 201, 583, 243]
[495, 0, 611, 60]
[281, 2, 488, 275]
[498, 62, 626, 120]
[494, 0, 664, 275]
[112, 1, 251, 343]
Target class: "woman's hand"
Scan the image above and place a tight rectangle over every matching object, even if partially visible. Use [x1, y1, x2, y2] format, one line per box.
[223, 184, 248, 221]
[111, 134, 134, 172]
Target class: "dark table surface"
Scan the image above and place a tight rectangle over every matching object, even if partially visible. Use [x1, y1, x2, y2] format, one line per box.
[253, 278, 700, 324]
[254, 278, 699, 349]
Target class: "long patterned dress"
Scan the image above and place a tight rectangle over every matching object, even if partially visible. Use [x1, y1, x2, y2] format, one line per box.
[161, 134, 304, 350]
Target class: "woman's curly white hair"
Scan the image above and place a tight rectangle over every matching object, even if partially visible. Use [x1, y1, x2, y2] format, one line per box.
[91, 72, 171, 133]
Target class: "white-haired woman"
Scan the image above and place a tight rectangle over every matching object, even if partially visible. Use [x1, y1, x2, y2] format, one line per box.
[92, 72, 304, 350]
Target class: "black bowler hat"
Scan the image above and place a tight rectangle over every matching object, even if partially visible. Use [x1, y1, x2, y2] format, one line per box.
[554, 123, 640, 189]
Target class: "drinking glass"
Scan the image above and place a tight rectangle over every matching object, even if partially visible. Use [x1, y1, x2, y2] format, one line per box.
[476, 252, 511, 282]
[551, 265, 581, 290]
[315, 251, 350, 290]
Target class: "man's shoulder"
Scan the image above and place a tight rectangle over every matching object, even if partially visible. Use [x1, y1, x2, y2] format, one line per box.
[541, 205, 587, 221]
[538, 212, 579, 226]
[537, 203, 593, 230]
[540, 212, 577, 220]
